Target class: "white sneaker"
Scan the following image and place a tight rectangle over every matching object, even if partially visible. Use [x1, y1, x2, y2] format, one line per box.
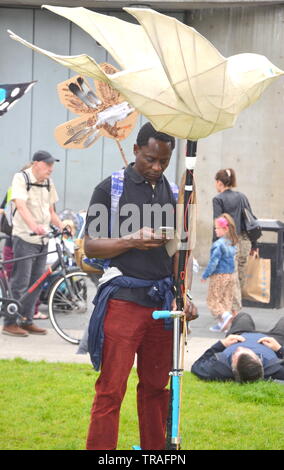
[209, 323, 222, 332]
[220, 312, 233, 332]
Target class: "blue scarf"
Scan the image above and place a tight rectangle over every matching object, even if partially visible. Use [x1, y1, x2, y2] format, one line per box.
[88, 275, 174, 370]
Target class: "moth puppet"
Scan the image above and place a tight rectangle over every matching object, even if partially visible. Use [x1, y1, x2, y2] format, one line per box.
[0, 81, 36, 116]
[55, 63, 138, 166]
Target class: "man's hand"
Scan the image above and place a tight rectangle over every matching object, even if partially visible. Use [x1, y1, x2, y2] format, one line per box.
[84, 228, 166, 260]
[171, 297, 198, 321]
[221, 334, 245, 348]
[127, 227, 167, 250]
[258, 337, 282, 352]
[31, 224, 47, 236]
[183, 298, 198, 321]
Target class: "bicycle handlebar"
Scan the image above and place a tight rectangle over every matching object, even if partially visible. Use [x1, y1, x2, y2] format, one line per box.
[30, 225, 72, 239]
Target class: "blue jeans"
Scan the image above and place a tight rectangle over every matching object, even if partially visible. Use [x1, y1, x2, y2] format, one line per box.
[5, 236, 48, 326]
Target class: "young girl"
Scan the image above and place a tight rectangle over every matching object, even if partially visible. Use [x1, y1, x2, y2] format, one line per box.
[201, 213, 238, 332]
[213, 168, 257, 315]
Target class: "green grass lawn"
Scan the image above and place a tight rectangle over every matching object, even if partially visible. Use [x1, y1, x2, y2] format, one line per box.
[0, 358, 283, 450]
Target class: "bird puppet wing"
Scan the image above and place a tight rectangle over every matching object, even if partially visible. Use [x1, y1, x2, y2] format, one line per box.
[7, 6, 283, 140]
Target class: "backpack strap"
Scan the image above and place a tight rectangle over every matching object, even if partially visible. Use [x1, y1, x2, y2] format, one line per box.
[98, 170, 125, 271]
[79, 169, 125, 242]
[21, 170, 50, 192]
[110, 169, 125, 234]
[21, 170, 31, 191]
[169, 181, 179, 202]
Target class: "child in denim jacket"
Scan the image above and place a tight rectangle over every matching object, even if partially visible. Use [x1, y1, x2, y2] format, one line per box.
[202, 213, 238, 332]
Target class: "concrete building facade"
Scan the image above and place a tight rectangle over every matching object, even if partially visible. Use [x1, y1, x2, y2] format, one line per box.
[0, 1, 283, 263]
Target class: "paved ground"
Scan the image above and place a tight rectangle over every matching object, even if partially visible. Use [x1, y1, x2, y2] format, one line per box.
[1, 271, 283, 371]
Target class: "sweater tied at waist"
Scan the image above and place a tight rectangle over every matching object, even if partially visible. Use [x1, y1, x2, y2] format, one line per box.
[88, 274, 174, 370]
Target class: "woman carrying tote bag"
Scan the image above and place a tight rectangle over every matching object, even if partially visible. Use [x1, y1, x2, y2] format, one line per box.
[212, 168, 258, 315]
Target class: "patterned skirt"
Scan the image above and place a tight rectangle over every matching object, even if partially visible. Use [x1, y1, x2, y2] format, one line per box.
[207, 273, 235, 318]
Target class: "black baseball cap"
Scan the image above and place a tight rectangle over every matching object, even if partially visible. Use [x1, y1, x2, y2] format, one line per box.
[32, 150, 60, 163]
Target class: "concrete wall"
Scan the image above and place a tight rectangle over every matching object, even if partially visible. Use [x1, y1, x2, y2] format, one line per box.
[0, 7, 182, 212]
[183, 4, 284, 264]
[1, 4, 283, 263]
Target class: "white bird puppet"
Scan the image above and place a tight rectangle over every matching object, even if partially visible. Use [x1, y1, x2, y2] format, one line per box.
[8, 5, 283, 140]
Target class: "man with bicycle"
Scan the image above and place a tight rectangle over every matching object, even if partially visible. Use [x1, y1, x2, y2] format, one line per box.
[2, 150, 63, 337]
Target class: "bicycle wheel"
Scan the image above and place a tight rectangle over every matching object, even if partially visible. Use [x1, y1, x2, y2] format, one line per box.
[48, 270, 95, 344]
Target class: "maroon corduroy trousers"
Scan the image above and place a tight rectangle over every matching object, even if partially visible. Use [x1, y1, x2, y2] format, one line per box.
[86, 299, 173, 450]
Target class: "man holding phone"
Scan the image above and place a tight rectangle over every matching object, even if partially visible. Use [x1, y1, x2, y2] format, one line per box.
[84, 122, 196, 450]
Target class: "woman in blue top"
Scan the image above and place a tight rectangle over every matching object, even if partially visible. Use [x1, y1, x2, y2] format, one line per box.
[202, 213, 238, 332]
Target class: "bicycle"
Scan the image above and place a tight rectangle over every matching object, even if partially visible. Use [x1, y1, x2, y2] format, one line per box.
[0, 226, 95, 345]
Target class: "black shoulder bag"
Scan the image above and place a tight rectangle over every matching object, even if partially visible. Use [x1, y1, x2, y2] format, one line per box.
[242, 202, 262, 242]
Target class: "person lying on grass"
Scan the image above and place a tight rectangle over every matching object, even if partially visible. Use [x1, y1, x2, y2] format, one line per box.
[191, 312, 284, 383]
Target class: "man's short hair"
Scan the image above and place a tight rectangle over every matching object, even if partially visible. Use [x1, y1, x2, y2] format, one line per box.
[232, 353, 264, 383]
[136, 122, 175, 150]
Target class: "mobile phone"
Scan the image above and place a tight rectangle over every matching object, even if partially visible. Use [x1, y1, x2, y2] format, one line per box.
[155, 226, 175, 238]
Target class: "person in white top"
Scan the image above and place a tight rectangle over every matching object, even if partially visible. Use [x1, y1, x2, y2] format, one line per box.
[2, 150, 63, 337]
